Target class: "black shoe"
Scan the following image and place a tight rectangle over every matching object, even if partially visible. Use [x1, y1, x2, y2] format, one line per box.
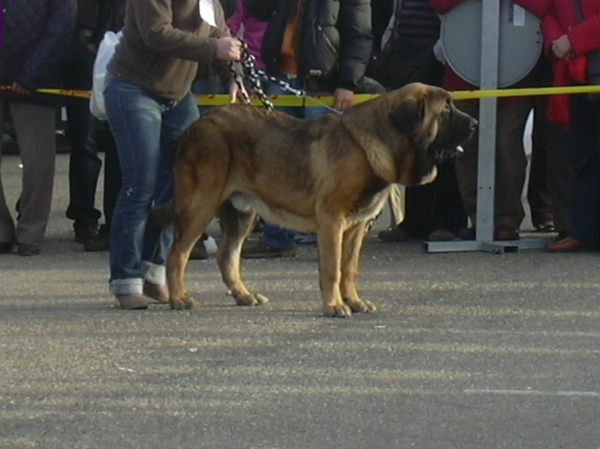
[377, 226, 413, 242]
[17, 243, 40, 256]
[456, 227, 476, 240]
[242, 241, 297, 259]
[74, 223, 99, 243]
[494, 225, 519, 241]
[84, 225, 110, 252]
[428, 229, 457, 242]
[0, 242, 14, 254]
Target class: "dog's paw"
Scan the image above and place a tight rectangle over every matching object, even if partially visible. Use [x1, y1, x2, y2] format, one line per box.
[170, 295, 199, 310]
[344, 297, 377, 314]
[233, 292, 269, 306]
[323, 303, 352, 318]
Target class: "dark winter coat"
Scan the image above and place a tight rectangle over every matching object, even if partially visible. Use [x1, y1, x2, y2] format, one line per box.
[0, 0, 76, 105]
[246, 0, 373, 93]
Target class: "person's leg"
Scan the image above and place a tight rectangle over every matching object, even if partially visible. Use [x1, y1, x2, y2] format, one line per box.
[563, 95, 600, 244]
[430, 158, 467, 236]
[528, 103, 554, 231]
[0, 100, 16, 252]
[397, 184, 435, 238]
[260, 222, 297, 250]
[10, 102, 57, 253]
[104, 75, 168, 299]
[242, 221, 298, 258]
[537, 96, 573, 238]
[141, 92, 199, 285]
[84, 120, 122, 252]
[453, 101, 479, 235]
[494, 100, 532, 235]
[64, 39, 102, 241]
[100, 124, 122, 230]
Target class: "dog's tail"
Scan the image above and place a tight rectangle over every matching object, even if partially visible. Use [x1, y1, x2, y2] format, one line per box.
[150, 200, 174, 228]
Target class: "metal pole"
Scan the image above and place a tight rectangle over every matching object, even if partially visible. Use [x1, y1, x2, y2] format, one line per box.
[475, 0, 500, 243]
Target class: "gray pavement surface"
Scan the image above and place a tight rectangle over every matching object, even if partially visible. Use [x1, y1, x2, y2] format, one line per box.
[1, 153, 599, 449]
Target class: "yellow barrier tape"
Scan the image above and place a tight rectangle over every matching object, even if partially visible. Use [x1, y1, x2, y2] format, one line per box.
[36, 88, 91, 99]
[190, 85, 600, 105]
[451, 84, 600, 100]
[2, 84, 600, 105]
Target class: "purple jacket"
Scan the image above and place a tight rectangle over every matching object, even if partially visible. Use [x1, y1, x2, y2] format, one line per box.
[0, 0, 76, 105]
[227, 0, 268, 70]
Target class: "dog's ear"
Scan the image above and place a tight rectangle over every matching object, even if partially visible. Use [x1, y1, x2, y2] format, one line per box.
[389, 95, 426, 136]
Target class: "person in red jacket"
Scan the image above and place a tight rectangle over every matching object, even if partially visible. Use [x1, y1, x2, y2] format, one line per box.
[429, 0, 551, 241]
[542, 0, 600, 251]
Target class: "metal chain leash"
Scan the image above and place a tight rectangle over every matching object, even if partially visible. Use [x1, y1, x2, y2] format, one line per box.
[229, 39, 340, 114]
[230, 39, 275, 110]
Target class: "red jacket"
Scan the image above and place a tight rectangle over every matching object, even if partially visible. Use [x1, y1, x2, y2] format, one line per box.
[430, 0, 553, 103]
[541, 0, 600, 56]
[540, 0, 600, 124]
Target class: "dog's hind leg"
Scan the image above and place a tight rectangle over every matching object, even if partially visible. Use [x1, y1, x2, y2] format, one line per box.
[167, 151, 228, 310]
[340, 222, 377, 314]
[217, 202, 268, 306]
[167, 195, 217, 310]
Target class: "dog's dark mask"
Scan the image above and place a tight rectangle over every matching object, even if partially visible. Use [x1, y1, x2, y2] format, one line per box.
[389, 88, 477, 185]
[427, 100, 477, 164]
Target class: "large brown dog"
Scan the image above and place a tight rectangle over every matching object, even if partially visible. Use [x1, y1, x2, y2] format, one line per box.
[163, 83, 477, 317]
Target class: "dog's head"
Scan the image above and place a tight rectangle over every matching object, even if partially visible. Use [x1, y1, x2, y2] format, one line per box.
[388, 83, 477, 185]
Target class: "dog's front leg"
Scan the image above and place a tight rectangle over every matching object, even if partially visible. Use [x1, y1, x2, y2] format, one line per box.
[341, 222, 377, 313]
[317, 216, 352, 317]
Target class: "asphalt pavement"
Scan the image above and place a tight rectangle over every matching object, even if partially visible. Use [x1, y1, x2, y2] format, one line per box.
[1, 153, 599, 449]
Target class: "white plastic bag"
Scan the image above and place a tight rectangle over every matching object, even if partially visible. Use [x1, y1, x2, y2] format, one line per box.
[90, 31, 122, 120]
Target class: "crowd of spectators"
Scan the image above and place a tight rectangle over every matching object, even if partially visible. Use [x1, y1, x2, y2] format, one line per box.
[0, 0, 599, 304]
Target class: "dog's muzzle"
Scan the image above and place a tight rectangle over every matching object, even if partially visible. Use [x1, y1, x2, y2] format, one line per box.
[432, 145, 464, 164]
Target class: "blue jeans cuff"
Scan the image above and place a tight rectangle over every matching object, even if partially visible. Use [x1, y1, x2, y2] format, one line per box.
[110, 278, 143, 296]
[142, 261, 166, 285]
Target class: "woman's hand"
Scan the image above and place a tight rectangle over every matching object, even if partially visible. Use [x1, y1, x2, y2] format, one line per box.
[551, 34, 574, 60]
[216, 37, 243, 61]
[333, 88, 354, 111]
[229, 79, 249, 104]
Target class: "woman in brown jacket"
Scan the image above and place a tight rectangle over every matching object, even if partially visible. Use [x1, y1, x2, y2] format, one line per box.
[104, 0, 245, 309]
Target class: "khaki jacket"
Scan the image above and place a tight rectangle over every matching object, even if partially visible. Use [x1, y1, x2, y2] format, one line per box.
[108, 0, 232, 100]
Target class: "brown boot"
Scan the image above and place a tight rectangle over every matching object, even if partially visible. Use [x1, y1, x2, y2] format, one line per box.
[84, 225, 110, 252]
[143, 281, 169, 304]
[116, 294, 148, 310]
[547, 237, 591, 252]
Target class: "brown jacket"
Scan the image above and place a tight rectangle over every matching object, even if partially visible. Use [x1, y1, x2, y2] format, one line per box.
[108, 0, 232, 100]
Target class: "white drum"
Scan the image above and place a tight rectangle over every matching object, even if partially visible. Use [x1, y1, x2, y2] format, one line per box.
[440, 0, 542, 88]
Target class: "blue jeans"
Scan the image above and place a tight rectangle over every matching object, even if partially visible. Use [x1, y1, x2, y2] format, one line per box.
[260, 75, 331, 250]
[104, 74, 200, 295]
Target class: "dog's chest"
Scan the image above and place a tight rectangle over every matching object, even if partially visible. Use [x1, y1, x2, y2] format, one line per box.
[350, 180, 391, 221]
